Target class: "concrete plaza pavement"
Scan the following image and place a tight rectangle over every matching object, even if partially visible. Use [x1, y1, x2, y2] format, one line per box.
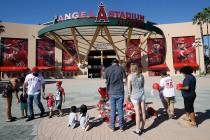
[0, 76, 210, 140]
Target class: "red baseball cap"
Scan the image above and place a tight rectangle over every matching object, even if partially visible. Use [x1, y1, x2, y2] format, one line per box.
[56, 81, 62, 86]
[32, 66, 38, 72]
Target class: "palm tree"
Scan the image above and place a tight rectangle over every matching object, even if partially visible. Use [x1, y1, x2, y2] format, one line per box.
[193, 12, 206, 75]
[203, 7, 210, 55]
[193, 12, 205, 44]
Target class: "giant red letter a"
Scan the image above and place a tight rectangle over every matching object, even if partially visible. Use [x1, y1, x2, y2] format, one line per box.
[96, 3, 109, 22]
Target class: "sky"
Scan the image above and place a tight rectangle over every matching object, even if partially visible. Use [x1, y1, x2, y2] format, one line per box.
[0, 0, 210, 24]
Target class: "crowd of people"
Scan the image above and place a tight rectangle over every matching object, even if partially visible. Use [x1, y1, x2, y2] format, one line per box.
[2, 59, 197, 135]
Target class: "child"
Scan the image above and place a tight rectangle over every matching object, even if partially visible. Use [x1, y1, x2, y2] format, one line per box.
[55, 81, 65, 116]
[160, 71, 176, 119]
[45, 93, 55, 118]
[79, 104, 91, 131]
[68, 106, 78, 128]
[20, 92, 28, 118]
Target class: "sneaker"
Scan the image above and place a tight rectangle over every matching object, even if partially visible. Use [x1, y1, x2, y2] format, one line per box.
[5, 119, 12, 122]
[140, 129, 145, 134]
[26, 117, 34, 122]
[132, 130, 140, 135]
[40, 112, 46, 118]
[107, 125, 115, 132]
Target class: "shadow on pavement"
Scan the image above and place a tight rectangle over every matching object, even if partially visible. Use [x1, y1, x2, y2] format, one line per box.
[173, 108, 185, 120]
[196, 110, 210, 126]
[144, 107, 184, 132]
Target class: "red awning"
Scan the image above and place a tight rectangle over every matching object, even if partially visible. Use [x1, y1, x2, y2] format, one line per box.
[148, 64, 168, 71]
[0, 66, 28, 72]
[35, 66, 56, 71]
[173, 63, 199, 69]
[62, 66, 79, 71]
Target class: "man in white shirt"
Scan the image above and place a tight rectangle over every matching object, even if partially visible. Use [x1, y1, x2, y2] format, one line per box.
[23, 67, 45, 121]
[160, 71, 176, 119]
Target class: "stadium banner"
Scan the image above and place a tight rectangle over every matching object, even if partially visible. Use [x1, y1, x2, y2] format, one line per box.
[147, 38, 165, 66]
[125, 39, 141, 70]
[36, 39, 55, 66]
[62, 40, 78, 66]
[172, 36, 196, 65]
[1, 38, 28, 66]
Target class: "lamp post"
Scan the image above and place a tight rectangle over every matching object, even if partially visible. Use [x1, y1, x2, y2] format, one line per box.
[100, 50, 104, 79]
[195, 38, 202, 75]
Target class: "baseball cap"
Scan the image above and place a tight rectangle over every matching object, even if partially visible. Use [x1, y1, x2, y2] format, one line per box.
[56, 81, 62, 86]
[32, 66, 38, 73]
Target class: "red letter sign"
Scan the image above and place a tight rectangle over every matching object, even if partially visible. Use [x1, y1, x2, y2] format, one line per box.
[96, 3, 109, 22]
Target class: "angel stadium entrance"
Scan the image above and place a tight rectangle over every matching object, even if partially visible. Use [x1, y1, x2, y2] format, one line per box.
[1, 2, 204, 79]
[38, 3, 166, 78]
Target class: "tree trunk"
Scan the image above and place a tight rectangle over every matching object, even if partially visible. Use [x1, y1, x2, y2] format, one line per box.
[199, 24, 204, 75]
[207, 21, 210, 56]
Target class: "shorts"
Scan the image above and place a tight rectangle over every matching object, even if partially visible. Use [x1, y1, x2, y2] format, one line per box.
[164, 96, 175, 105]
[20, 103, 27, 110]
[184, 96, 196, 113]
[56, 100, 62, 109]
[131, 94, 145, 104]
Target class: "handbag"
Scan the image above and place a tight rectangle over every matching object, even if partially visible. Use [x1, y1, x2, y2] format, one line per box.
[1, 83, 13, 98]
[2, 88, 9, 98]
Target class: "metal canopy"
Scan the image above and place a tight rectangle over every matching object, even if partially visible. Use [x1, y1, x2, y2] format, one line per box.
[38, 17, 165, 64]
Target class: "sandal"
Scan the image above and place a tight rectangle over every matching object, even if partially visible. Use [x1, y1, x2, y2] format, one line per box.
[5, 119, 12, 122]
[190, 122, 197, 128]
[182, 116, 191, 122]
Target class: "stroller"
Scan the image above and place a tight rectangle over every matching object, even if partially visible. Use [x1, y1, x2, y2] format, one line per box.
[97, 87, 136, 123]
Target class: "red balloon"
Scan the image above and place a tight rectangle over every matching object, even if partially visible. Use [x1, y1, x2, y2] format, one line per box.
[126, 102, 134, 110]
[176, 83, 183, 90]
[152, 83, 160, 91]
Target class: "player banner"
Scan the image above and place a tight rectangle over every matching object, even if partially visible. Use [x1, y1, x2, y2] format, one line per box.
[172, 36, 196, 64]
[62, 40, 78, 66]
[147, 38, 165, 66]
[125, 39, 141, 69]
[1, 38, 28, 66]
[36, 39, 55, 66]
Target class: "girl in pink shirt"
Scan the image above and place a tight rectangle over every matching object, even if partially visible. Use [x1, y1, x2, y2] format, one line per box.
[44, 93, 55, 118]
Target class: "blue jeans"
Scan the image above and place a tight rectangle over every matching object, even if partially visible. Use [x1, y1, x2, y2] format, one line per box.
[110, 95, 124, 129]
[28, 93, 45, 118]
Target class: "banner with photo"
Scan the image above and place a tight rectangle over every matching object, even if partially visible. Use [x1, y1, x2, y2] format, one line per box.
[1, 38, 28, 66]
[125, 39, 141, 69]
[36, 39, 55, 66]
[147, 38, 165, 66]
[172, 36, 196, 64]
[62, 40, 78, 66]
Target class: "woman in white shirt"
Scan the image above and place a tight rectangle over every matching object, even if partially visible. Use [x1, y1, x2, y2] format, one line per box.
[127, 63, 146, 135]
